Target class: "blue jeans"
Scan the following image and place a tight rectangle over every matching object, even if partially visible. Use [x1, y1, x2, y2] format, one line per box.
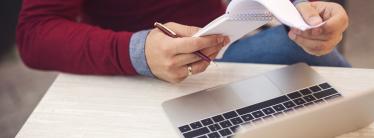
[218, 25, 351, 67]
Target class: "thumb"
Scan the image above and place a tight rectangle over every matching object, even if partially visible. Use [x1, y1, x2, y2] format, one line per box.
[296, 2, 323, 26]
[163, 22, 200, 37]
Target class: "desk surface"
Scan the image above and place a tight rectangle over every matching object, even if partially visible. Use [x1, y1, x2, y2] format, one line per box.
[16, 63, 374, 138]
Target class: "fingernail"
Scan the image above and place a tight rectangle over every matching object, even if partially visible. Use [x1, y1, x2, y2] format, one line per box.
[289, 32, 296, 40]
[309, 16, 323, 26]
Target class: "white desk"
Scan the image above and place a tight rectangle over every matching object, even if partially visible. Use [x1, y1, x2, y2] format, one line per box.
[16, 63, 374, 138]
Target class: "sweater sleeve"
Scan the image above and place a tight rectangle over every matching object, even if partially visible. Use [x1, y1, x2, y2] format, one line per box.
[16, 0, 137, 75]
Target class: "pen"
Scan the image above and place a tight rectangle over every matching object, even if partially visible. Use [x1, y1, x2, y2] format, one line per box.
[154, 22, 214, 63]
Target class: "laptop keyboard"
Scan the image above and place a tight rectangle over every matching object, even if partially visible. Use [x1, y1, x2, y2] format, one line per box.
[177, 83, 342, 138]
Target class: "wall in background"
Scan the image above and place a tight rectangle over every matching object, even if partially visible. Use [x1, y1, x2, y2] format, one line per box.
[344, 0, 374, 68]
[0, 0, 22, 59]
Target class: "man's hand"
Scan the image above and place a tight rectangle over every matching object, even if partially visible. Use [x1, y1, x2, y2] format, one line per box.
[145, 22, 229, 83]
[289, 1, 349, 56]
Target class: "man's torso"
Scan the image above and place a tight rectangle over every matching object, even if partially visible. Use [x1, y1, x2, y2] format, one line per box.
[81, 0, 226, 32]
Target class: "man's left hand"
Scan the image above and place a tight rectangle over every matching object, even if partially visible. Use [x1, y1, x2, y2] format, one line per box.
[289, 1, 349, 56]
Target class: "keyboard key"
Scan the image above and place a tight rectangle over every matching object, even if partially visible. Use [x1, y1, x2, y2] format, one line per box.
[252, 111, 265, 118]
[262, 107, 275, 115]
[179, 125, 191, 133]
[190, 121, 203, 129]
[283, 101, 296, 108]
[219, 120, 232, 128]
[241, 114, 254, 122]
[197, 135, 208, 138]
[236, 96, 289, 115]
[223, 111, 238, 119]
[283, 108, 294, 113]
[314, 99, 325, 104]
[262, 115, 273, 120]
[212, 115, 224, 123]
[309, 85, 322, 92]
[252, 118, 262, 123]
[303, 95, 316, 102]
[319, 83, 331, 89]
[207, 132, 220, 138]
[208, 124, 221, 131]
[183, 127, 210, 138]
[287, 91, 302, 99]
[300, 89, 312, 95]
[273, 112, 284, 117]
[324, 94, 342, 101]
[294, 105, 304, 110]
[293, 98, 306, 105]
[230, 125, 240, 132]
[201, 118, 214, 126]
[304, 102, 314, 107]
[218, 128, 232, 136]
[273, 104, 286, 111]
[240, 121, 251, 126]
[230, 117, 243, 125]
[313, 88, 338, 99]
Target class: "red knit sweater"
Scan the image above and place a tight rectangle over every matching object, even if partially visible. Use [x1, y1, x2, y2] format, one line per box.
[16, 0, 225, 75]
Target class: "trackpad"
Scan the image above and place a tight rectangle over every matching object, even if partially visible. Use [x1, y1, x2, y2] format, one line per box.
[162, 76, 285, 126]
[209, 76, 285, 111]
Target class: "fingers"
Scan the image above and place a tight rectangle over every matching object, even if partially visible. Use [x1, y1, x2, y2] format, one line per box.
[194, 52, 219, 74]
[294, 1, 348, 36]
[173, 35, 229, 54]
[147, 22, 230, 83]
[159, 46, 221, 83]
[290, 28, 330, 41]
[290, 1, 348, 57]
[190, 52, 220, 75]
[164, 22, 200, 37]
[165, 50, 221, 83]
[185, 58, 210, 76]
[296, 2, 323, 26]
[158, 22, 230, 55]
[173, 43, 224, 66]
[168, 52, 219, 83]
[176, 51, 219, 78]
[311, 2, 349, 34]
[289, 30, 342, 56]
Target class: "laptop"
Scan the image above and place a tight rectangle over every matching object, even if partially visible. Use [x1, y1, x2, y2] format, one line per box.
[162, 63, 374, 138]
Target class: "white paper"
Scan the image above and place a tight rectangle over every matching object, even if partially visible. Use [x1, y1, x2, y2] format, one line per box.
[193, 0, 325, 58]
[228, 0, 324, 31]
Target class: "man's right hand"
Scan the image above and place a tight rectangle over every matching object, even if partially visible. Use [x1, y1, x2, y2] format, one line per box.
[145, 22, 230, 83]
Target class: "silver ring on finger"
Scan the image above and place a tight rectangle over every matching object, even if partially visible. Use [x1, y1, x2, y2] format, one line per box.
[187, 64, 193, 76]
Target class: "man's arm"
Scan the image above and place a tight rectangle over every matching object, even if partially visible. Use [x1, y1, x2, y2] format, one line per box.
[17, 0, 137, 75]
[16, 0, 229, 83]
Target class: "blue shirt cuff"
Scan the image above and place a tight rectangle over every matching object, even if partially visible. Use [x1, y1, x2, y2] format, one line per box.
[293, 0, 309, 5]
[129, 30, 154, 77]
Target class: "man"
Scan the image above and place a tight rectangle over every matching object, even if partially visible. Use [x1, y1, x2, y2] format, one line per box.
[16, 0, 350, 83]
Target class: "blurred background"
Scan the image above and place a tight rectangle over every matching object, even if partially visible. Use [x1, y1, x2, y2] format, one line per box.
[0, 0, 373, 138]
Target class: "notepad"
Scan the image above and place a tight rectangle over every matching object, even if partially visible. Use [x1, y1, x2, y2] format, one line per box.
[193, 0, 325, 58]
